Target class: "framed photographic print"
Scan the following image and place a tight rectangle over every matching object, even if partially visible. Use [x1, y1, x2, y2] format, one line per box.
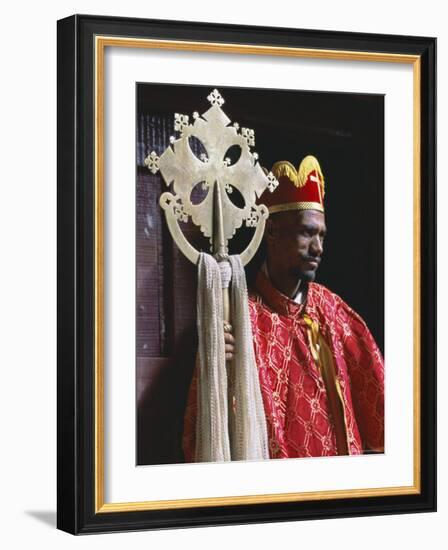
[57, 14, 436, 534]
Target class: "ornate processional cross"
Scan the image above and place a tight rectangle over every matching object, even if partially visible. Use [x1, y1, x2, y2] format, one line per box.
[145, 88, 278, 265]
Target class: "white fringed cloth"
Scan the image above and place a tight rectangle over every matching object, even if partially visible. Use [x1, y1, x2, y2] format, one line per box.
[195, 253, 269, 462]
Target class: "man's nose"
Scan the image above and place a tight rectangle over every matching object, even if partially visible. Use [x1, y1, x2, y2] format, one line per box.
[310, 235, 323, 256]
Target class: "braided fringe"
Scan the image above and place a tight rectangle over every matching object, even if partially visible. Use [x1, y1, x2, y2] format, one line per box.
[228, 256, 269, 461]
[195, 253, 269, 462]
[195, 254, 230, 462]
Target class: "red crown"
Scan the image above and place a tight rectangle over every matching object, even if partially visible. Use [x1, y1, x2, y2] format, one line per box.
[260, 155, 325, 214]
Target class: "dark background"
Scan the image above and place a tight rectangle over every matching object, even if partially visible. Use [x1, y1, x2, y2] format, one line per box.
[136, 82, 384, 465]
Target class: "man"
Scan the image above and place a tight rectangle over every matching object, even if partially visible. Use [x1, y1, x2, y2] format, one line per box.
[184, 155, 384, 460]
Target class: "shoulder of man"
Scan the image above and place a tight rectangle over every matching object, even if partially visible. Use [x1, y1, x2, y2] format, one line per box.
[308, 281, 343, 309]
[308, 282, 368, 329]
[248, 285, 264, 311]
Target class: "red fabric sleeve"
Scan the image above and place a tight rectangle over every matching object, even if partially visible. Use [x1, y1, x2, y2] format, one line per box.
[339, 301, 385, 452]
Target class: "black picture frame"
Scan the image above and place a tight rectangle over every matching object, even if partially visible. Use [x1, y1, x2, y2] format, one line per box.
[57, 14, 436, 534]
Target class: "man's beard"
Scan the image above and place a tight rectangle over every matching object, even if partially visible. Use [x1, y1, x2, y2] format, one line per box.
[290, 266, 317, 283]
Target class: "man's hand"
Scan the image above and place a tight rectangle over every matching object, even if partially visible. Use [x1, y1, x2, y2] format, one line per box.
[224, 322, 235, 361]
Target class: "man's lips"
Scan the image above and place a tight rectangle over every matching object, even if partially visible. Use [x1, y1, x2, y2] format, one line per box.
[303, 257, 321, 268]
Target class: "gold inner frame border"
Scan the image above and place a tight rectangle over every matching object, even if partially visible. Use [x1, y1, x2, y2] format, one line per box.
[94, 35, 421, 513]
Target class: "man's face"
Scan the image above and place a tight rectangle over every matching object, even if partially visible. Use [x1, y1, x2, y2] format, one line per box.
[266, 209, 327, 283]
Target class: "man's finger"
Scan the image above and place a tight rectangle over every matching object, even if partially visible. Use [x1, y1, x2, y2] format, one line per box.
[224, 332, 235, 344]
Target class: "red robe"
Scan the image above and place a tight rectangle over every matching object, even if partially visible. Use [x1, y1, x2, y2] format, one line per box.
[183, 271, 384, 461]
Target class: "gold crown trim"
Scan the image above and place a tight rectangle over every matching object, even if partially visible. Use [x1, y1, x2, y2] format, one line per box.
[297, 155, 325, 192]
[271, 160, 299, 187]
[269, 201, 324, 214]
